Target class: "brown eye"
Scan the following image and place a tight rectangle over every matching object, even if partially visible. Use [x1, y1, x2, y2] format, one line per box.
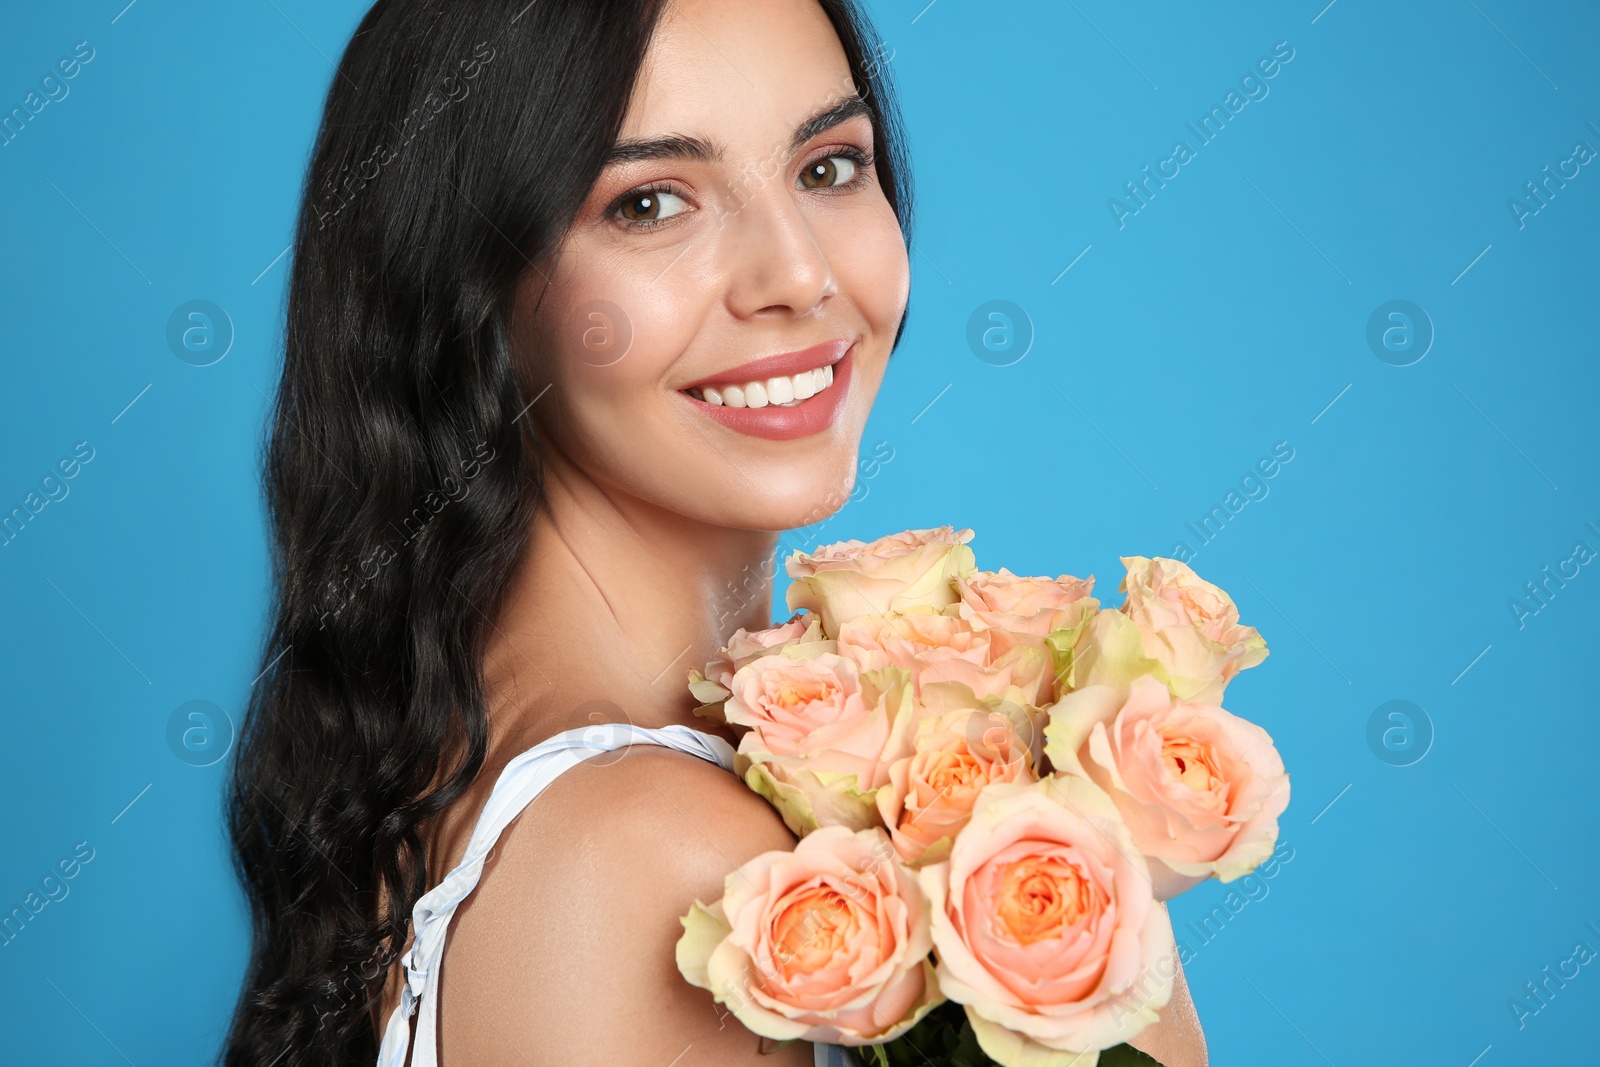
[799, 155, 859, 189]
[620, 194, 656, 220]
[613, 189, 688, 225]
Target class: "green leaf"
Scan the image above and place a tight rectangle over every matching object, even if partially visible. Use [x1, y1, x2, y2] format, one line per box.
[1096, 1044, 1164, 1066]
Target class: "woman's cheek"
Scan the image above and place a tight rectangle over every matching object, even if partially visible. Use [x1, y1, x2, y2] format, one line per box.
[543, 259, 702, 393]
[827, 200, 909, 336]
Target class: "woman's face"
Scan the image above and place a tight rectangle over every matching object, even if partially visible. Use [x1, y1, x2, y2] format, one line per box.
[515, 0, 909, 532]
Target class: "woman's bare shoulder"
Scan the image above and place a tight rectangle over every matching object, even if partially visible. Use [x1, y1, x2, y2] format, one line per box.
[437, 740, 813, 1066]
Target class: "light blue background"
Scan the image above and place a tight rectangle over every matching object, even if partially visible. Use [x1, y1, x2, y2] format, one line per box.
[2, 1, 1596, 1064]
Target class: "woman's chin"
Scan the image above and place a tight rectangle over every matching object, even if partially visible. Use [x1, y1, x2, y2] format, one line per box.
[683, 476, 859, 534]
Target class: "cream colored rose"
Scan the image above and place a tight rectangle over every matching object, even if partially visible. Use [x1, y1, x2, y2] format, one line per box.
[1113, 556, 1268, 703]
[954, 567, 1099, 639]
[837, 608, 1051, 708]
[727, 652, 917, 836]
[1045, 673, 1290, 899]
[876, 690, 1038, 868]
[952, 569, 1101, 706]
[676, 825, 943, 1046]
[705, 614, 821, 688]
[917, 777, 1174, 1065]
[785, 526, 977, 637]
[687, 614, 828, 722]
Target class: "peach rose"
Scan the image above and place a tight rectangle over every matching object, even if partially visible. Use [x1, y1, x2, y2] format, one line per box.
[687, 614, 828, 721]
[838, 609, 1051, 708]
[954, 567, 1099, 640]
[785, 526, 977, 638]
[917, 777, 1174, 1065]
[954, 569, 1102, 705]
[876, 692, 1038, 868]
[676, 825, 943, 1046]
[1044, 673, 1290, 899]
[1114, 556, 1268, 703]
[727, 652, 916, 836]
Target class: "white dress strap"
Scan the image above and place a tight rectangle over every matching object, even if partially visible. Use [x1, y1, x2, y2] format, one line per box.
[375, 721, 736, 1067]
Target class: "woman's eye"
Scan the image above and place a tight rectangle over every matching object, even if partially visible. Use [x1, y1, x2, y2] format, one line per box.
[799, 154, 858, 190]
[615, 189, 688, 224]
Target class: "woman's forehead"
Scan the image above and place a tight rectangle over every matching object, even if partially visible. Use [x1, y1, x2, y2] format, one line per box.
[618, 0, 857, 148]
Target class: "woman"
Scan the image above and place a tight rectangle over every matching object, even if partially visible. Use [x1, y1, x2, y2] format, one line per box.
[224, 0, 1207, 1064]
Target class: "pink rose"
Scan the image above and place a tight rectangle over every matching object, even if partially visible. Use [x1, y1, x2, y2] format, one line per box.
[707, 614, 819, 687]
[951, 569, 1102, 705]
[676, 825, 943, 1046]
[838, 609, 1051, 707]
[917, 777, 1174, 1064]
[838, 610, 986, 674]
[1045, 673, 1290, 899]
[785, 527, 977, 637]
[954, 567, 1099, 639]
[876, 699, 1037, 868]
[687, 614, 827, 721]
[727, 652, 916, 835]
[1116, 556, 1268, 703]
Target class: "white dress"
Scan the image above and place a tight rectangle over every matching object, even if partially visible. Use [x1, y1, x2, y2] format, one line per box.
[375, 720, 860, 1067]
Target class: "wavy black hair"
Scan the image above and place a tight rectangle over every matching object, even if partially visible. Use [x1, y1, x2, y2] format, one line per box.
[222, 0, 912, 1063]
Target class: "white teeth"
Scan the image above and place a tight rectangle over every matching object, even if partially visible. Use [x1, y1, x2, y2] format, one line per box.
[690, 362, 838, 408]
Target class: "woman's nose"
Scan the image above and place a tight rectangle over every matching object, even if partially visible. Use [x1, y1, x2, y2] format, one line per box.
[718, 184, 839, 320]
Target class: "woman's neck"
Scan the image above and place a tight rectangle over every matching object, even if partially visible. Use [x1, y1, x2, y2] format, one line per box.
[482, 453, 780, 747]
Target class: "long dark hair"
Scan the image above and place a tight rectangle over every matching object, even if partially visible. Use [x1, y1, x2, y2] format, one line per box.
[223, 1, 912, 1063]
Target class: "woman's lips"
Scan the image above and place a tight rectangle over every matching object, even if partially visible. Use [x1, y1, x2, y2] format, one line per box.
[680, 344, 854, 441]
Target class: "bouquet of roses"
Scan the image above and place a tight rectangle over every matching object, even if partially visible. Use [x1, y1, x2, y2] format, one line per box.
[675, 527, 1289, 1066]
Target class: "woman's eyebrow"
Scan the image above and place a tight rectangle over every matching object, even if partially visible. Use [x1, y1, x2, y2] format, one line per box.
[601, 95, 871, 167]
[787, 95, 870, 152]
[604, 133, 720, 166]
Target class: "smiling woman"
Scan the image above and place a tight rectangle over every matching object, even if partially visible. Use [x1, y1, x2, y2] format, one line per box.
[221, 2, 1203, 1066]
